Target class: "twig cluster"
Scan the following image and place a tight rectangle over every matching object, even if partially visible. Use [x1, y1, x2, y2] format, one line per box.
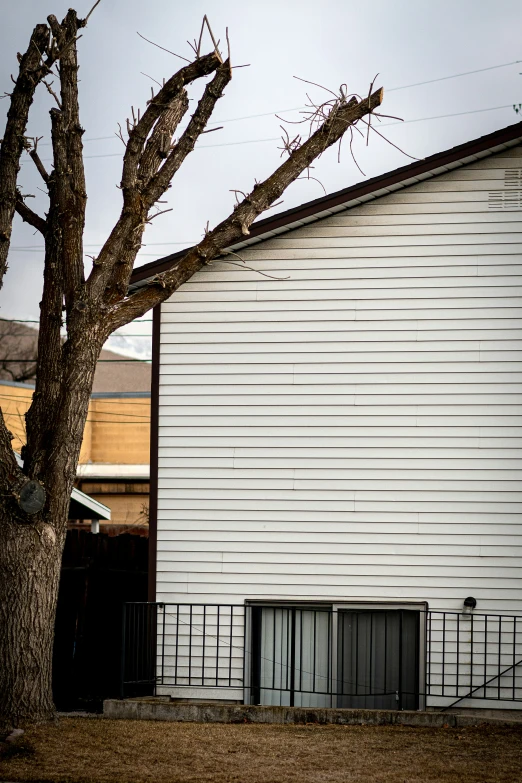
[137, 15, 230, 68]
[275, 74, 416, 179]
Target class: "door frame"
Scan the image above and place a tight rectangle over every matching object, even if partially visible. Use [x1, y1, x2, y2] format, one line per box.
[245, 600, 428, 710]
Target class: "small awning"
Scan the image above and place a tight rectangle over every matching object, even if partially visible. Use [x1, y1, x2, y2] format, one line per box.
[69, 487, 111, 521]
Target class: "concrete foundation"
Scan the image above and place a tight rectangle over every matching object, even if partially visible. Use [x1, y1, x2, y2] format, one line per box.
[103, 698, 522, 727]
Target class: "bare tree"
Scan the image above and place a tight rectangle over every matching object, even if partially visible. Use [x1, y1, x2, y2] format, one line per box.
[0, 5, 384, 729]
[0, 321, 38, 383]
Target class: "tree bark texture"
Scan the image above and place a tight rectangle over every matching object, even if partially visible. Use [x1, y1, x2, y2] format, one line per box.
[0, 507, 65, 725]
[0, 340, 100, 729]
[0, 7, 384, 729]
[0, 18, 79, 290]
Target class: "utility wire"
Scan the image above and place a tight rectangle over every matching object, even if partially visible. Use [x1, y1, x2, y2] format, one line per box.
[0, 392, 151, 404]
[6, 245, 194, 253]
[8, 101, 519, 258]
[1, 398, 151, 424]
[9, 419, 151, 426]
[0, 332, 151, 338]
[8, 241, 194, 250]
[35, 58, 521, 146]
[31, 101, 517, 166]
[386, 59, 521, 93]
[0, 358, 151, 363]
[0, 317, 152, 324]
[5, 86, 519, 323]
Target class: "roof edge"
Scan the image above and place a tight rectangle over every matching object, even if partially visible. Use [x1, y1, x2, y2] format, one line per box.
[130, 120, 522, 285]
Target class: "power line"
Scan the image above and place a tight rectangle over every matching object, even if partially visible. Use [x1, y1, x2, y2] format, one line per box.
[382, 103, 515, 126]
[7, 98, 519, 264]
[1, 400, 151, 423]
[386, 59, 521, 93]
[8, 419, 151, 426]
[0, 317, 152, 324]
[88, 416, 149, 422]
[8, 97, 519, 257]
[28, 102, 517, 168]
[0, 392, 152, 407]
[0, 332, 151, 339]
[81, 421, 149, 425]
[3, 402, 150, 420]
[35, 58, 521, 146]
[87, 412, 150, 419]
[5, 245, 195, 252]
[2, 407, 151, 425]
[8, 241, 194, 250]
[1, 358, 151, 363]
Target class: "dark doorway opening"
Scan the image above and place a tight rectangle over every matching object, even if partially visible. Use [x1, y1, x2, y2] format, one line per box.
[52, 529, 149, 711]
[337, 609, 420, 710]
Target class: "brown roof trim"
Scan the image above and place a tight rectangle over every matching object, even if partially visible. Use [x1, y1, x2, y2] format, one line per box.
[147, 304, 160, 601]
[131, 120, 522, 285]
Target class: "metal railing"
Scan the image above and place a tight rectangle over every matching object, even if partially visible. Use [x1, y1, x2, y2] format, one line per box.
[120, 603, 522, 709]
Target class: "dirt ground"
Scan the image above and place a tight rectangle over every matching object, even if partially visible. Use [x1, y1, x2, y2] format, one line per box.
[0, 717, 521, 783]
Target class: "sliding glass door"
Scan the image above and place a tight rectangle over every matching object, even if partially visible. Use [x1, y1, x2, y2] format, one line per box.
[250, 605, 420, 710]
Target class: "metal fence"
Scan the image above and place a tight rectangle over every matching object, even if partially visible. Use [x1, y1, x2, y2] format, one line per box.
[120, 603, 522, 709]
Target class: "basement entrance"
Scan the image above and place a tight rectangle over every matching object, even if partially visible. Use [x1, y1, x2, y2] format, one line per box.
[250, 605, 420, 710]
[337, 609, 420, 710]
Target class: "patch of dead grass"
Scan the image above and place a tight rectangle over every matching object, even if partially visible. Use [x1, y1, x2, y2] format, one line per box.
[0, 717, 521, 783]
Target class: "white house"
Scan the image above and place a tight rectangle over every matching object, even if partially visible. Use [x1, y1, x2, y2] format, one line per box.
[129, 121, 522, 711]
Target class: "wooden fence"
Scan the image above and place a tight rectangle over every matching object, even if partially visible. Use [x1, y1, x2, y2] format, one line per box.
[53, 528, 148, 711]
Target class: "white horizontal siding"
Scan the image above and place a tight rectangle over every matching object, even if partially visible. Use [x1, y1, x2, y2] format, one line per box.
[157, 144, 522, 705]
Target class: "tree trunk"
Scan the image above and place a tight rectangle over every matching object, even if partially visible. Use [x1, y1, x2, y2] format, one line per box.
[0, 499, 68, 730]
[0, 336, 99, 730]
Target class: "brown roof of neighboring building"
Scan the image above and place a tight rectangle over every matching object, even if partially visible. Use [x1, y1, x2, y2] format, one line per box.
[92, 349, 151, 394]
[130, 120, 522, 286]
[0, 320, 150, 393]
[0, 321, 38, 383]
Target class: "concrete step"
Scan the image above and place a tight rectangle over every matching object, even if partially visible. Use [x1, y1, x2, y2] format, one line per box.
[104, 698, 522, 727]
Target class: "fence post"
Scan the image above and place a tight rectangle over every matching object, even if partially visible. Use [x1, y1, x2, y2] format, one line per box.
[251, 606, 261, 705]
[161, 603, 166, 691]
[120, 603, 126, 700]
[289, 608, 296, 707]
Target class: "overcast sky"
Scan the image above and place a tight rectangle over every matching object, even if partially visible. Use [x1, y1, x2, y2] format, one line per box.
[0, 0, 521, 356]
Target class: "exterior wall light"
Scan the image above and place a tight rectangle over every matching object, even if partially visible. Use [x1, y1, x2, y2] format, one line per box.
[463, 596, 477, 614]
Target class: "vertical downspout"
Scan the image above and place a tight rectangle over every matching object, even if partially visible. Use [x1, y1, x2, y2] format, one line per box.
[148, 304, 161, 602]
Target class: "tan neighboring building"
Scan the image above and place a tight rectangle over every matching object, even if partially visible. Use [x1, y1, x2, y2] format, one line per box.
[0, 346, 151, 534]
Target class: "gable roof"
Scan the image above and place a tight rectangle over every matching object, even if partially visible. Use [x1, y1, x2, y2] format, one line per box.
[130, 120, 522, 288]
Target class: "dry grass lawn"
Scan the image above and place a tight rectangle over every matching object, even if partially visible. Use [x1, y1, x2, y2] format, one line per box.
[0, 717, 521, 783]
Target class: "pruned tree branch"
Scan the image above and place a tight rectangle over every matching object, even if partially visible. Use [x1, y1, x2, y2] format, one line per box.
[24, 10, 88, 479]
[29, 141, 51, 184]
[120, 52, 220, 195]
[100, 58, 232, 304]
[0, 24, 50, 286]
[81, 0, 102, 27]
[86, 51, 223, 303]
[143, 59, 232, 206]
[0, 15, 83, 293]
[52, 8, 87, 316]
[110, 86, 383, 329]
[137, 93, 190, 189]
[15, 192, 47, 235]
